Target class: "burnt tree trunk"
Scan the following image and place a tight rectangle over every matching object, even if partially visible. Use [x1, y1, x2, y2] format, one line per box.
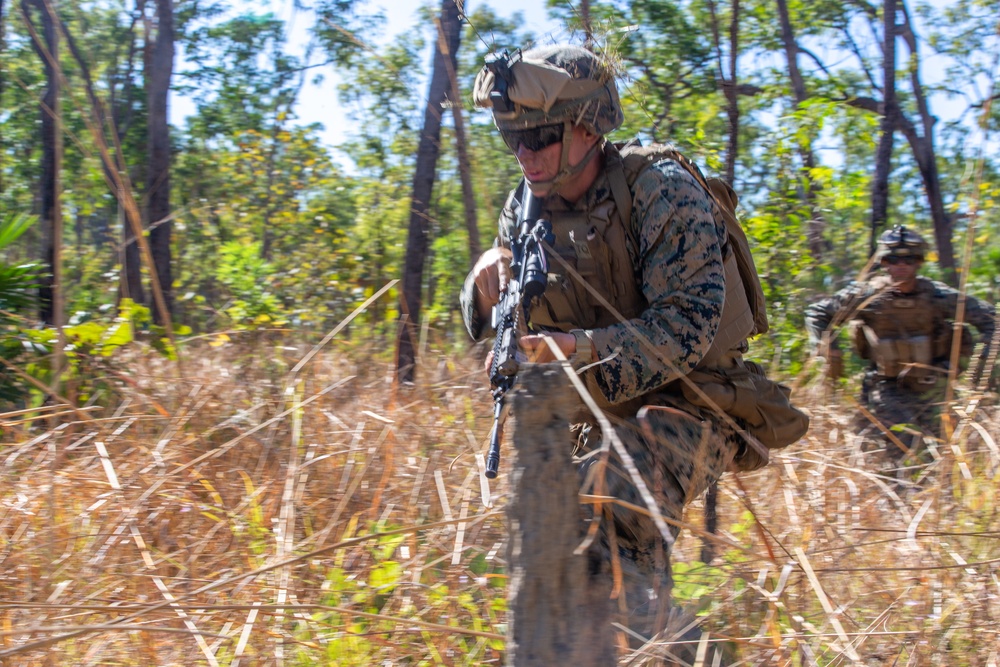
[506, 365, 615, 666]
[24, 0, 61, 326]
[870, 0, 897, 254]
[436, 14, 480, 265]
[122, 0, 146, 306]
[146, 0, 174, 321]
[397, 0, 461, 383]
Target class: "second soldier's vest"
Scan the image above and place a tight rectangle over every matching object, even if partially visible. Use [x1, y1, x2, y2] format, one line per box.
[852, 275, 975, 380]
[852, 276, 935, 379]
[518, 140, 765, 371]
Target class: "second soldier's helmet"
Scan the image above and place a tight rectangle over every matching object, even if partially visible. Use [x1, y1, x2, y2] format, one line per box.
[472, 45, 623, 137]
[877, 225, 929, 260]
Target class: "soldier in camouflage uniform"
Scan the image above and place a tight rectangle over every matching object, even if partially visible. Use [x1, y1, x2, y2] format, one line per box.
[462, 45, 772, 645]
[806, 226, 996, 459]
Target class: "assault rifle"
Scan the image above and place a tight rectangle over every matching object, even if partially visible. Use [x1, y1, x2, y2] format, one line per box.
[485, 191, 552, 479]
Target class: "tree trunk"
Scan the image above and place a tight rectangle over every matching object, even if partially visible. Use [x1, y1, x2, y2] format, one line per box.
[724, 0, 739, 187]
[703, 0, 738, 563]
[122, 0, 147, 307]
[397, 0, 461, 383]
[146, 0, 174, 321]
[0, 0, 6, 196]
[580, 0, 592, 49]
[121, 196, 145, 305]
[898, 0, 955, 283]
[506, 365, 616, 666]
[436, 15, 479, 265]
[24, 0, 60, 326]
[775, 0, 828, 259]
[870, 0, 897, 254]
[706, 0, 741, 185]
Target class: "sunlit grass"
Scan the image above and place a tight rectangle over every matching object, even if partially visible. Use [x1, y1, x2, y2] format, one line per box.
[0, 335, 997, 665]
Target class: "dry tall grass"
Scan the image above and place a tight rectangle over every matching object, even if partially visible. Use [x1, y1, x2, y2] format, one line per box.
[1, 336, 997, 666]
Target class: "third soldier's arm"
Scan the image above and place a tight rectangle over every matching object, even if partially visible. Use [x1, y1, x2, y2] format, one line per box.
[943, 288, 998, 381]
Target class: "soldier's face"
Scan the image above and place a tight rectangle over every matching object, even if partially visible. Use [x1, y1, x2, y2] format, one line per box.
[882, 255, 922, 284]
[513, 124, 599, 194]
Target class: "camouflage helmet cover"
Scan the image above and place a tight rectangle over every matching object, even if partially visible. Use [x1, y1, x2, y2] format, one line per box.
[473, 45, 623, 136]
[877, 225, 929, 259]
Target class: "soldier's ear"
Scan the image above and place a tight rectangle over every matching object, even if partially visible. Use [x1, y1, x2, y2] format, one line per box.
[574, 124, 600, 147]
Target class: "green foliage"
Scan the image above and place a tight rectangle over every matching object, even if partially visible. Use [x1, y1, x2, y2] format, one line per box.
[671, 560, 728, 606]
[0, 214, 43, 404]
[214, 240, 287, 328]
[1, 0, 998, 384]
[20, 299, 158, 408]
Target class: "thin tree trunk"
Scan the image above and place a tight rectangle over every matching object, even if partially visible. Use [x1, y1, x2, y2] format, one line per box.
[121, 197, 144, 304]
[507, 365, 616, 665]
[397, 0, 461, 383]
[436, 15, 480, 264]
[898, 0, 955, 283]
[706, 0, 740, 185]
[122, 0, 146, 306]
[146, 0, 174, 320]
[870, 0, 897, 254]
[703, 0, 739, 563]
[775, 0, 828, 259]
[725, 0, 739, 186]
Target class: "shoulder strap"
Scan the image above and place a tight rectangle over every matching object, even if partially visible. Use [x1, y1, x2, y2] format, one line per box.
[618, 142, 770, 335]
[604, 142, 634, 226]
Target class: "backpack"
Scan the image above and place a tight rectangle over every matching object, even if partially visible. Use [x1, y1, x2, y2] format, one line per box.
[608, 141, 808, 459]
[609, 141, 769, 338]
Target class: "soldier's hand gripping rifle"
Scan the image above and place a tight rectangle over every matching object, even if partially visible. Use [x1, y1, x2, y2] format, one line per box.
[485, 191, 552, 479]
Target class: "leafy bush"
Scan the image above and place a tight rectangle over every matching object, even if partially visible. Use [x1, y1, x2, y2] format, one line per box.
[0, 213, 42, 404]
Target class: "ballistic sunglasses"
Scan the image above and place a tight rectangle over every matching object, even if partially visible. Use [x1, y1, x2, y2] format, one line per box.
[884, 255, 921, 266]
[499, 123, 564, 153]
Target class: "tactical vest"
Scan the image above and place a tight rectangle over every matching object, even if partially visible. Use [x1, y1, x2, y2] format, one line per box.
[520, 141, 766, 370]
[852, 276, 939, 379]
[850, 276, 962, 380]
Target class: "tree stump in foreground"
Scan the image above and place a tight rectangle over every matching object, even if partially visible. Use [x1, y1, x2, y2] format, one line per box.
[505, 364, 615, 666]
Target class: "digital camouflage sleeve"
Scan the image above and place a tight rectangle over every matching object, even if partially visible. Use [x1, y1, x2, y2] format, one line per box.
[461, 158, 726, 406]
[803, 280, 872, 349]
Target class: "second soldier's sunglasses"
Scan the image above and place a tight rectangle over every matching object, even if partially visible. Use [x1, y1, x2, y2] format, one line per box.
[884, 255, 920, 266]
[499, 123, 564, 153]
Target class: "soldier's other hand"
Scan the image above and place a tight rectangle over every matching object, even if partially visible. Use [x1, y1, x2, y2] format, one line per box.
[472, 248, 513, 318]
[520, 332, 575, 364]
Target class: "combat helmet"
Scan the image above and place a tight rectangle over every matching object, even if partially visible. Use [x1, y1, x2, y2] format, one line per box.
[877, 225, 929, 260]
[473, 45, 622, 193]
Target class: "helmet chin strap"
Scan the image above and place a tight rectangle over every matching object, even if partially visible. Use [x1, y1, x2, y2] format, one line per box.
[525, 122, 604, 197]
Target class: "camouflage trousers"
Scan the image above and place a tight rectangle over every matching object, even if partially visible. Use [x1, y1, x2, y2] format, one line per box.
[575, 400, 740, 645]
[862, 377, 946, 462]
